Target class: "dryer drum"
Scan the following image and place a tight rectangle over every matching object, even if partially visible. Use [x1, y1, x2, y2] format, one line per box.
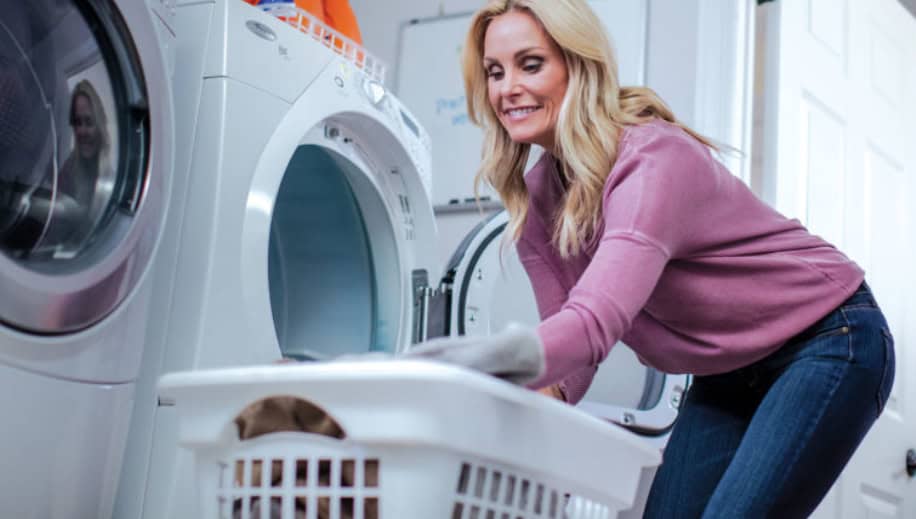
[269, 144, 400, 360]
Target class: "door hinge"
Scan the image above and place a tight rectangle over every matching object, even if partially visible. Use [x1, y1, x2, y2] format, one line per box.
[412, 269, 453, 344]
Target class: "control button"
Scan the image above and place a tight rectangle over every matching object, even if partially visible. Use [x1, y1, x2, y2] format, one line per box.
[361, 78, 386, 105]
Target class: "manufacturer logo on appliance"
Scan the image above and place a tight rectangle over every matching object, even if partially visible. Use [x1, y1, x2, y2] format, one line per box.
[245, 20, 277, 41]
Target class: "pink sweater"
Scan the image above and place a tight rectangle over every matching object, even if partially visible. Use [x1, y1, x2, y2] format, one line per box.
[519, 120, 864, 404]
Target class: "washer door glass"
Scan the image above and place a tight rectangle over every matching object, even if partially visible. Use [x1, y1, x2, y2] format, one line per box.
[0, 1, 150, 332]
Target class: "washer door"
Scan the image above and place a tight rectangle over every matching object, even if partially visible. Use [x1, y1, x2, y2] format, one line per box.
[0, 0, 163, 333]
[443, 210, 687, 437]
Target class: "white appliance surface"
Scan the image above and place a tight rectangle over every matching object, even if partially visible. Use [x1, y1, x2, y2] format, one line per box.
[116, 1, 439, 517]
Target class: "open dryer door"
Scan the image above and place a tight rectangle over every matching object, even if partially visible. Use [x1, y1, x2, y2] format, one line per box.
[438, 210, 688, 442]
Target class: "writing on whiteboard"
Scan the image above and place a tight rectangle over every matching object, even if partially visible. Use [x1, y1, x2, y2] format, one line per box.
[435, 95, 470, 126]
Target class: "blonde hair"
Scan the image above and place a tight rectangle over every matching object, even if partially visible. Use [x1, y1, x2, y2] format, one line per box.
[69, 79, 110, 157]
[462, 0, 715, 258]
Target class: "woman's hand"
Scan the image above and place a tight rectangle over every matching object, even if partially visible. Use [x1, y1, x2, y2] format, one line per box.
[405, 323, 545, 385]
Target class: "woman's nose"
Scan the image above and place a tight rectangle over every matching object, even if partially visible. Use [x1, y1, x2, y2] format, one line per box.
[499, 71, 522, 97]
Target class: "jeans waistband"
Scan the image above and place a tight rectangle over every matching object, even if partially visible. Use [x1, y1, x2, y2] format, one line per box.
[787, 281, 875, 345]
[841, 281, 877, 309]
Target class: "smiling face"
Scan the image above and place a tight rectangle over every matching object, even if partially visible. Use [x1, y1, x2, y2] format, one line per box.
[71, 93, 100, 160]
[483, 9, 568, 150]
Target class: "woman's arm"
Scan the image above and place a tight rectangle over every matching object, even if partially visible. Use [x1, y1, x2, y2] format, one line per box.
[517, 237, 598, 403]
[530, 131, 716, 389]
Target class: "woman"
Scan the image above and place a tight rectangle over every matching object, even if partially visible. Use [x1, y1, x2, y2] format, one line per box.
[407, 0, 896, 517]
[40, 79, 113, 255]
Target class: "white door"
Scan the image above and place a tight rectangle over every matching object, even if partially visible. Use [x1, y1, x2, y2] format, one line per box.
[754, 0, 916, 516]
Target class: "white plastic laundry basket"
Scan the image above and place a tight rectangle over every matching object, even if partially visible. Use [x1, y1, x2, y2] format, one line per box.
[158, 360, 662, 518]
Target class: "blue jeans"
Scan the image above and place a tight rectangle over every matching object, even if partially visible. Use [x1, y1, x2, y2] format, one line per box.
[643, 282, 895, 518]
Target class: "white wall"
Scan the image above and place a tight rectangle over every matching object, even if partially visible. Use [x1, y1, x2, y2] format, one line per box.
[351, 0, 487, 268]
[351, 0, 471, 91]
[351, 0, 754, 269]
[352, 0, 753, 157]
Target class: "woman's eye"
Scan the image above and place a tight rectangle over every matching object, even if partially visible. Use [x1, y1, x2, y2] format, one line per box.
[487, 67, 504, 79]
[522, 58, 543, 72]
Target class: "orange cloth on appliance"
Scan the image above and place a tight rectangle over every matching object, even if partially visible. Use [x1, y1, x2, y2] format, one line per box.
[320, 0, 363, 44]
[297, 0, 363, 44]
[243, 0, 363, 44]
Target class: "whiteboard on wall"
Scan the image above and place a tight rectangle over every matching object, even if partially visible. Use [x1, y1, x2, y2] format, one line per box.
[395, 1, 648, 208]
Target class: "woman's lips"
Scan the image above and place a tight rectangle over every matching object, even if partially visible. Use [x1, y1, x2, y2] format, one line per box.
[503, 105, 543, 121]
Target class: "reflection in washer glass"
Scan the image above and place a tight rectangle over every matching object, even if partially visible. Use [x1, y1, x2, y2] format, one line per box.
[0, 2, 121, 266]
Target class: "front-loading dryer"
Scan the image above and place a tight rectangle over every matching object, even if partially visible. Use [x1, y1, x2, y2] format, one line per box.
[0, 0, 174, 517]
[115, 2, 438, 517]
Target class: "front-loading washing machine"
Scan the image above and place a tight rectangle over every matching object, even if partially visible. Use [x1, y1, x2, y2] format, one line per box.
[0, 0, 174, 517]
[113, 1, 438, 516]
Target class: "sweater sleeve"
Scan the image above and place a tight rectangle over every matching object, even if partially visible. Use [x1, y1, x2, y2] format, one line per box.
[529, 130, 716, 389]
[516, 238, 598, 404]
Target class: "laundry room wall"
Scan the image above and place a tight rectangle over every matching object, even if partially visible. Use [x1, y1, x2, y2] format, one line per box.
[350, 0, 505, 270]
[349, 0, 754, 272]
[351, 0, 470, 88]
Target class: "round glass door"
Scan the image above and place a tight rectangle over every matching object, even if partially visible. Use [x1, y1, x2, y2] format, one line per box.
[0, 0, 155, 333]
